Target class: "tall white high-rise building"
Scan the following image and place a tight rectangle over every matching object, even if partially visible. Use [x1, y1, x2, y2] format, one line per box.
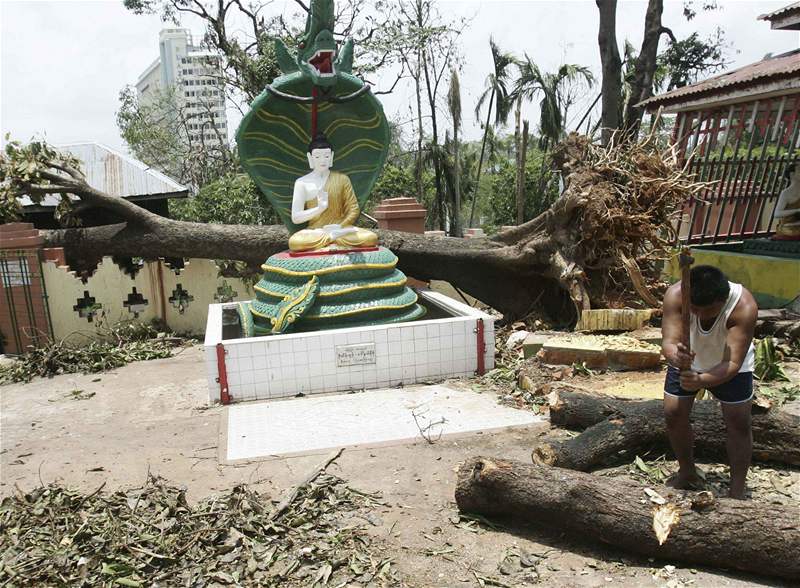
[135, 29, 228, 147]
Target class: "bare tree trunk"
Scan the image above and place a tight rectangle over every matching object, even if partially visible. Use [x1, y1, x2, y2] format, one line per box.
[514, 99, 523, 224]
[623, 0, 675, 137]
[469, 89, 495, 228]
[414, 53, 425, 204]
[596, 0, 622, 146]
[419, 1, 446, 232]
[516, 120, 529, 225]
[456, 457, 800, 580]
[453, 117, 462, 237]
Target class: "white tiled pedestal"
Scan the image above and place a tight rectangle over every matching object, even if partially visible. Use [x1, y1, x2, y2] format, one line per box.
[204, 291, 495, 404]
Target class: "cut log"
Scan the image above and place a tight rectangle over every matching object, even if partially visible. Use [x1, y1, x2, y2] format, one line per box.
[455, 457, 800, 580]
[534, 388, 800, 470]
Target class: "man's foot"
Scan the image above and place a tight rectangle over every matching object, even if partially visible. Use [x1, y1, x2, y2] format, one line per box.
[666, 469, 703, 490]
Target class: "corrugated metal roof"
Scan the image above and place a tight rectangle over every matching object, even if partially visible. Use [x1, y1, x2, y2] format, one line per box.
[21, 143, 187, 208]
[639, 49, 800, 109]
[758, 2, 800, 21]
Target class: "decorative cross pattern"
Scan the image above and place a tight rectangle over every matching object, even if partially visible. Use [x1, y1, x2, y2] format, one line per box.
[214, 281, 239, 303]
[169, 284, 194, 314]
[73, 291, 101, 322]
[164, 258, 185, 275]
[112, 256, 144, 279]
[123, 287, 149, 318]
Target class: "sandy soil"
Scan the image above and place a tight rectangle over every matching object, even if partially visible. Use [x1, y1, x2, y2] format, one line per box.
[1, 346, 795, 587]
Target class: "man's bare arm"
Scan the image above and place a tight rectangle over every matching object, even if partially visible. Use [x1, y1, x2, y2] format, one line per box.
[699, 288, 758, 388]
[661, 283, 693, 369]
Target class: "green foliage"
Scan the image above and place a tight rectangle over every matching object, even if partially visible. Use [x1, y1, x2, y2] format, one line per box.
[655, 30, 728, 92]
[758, 384, 800, 407]
[484, 149, 559, 228]
[0, 137, 83, 224]
[514, 59, 594, 147]
[369, 163, 417, 204]
[170, 173, 278, 226]
[754, 337, 790, 382]
[116, 86, 234, 188]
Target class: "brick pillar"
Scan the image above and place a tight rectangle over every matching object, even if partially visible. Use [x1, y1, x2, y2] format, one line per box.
[372, 197, 428, 287]
[372, 197, 427, 233]
[0, 223, 53, 355]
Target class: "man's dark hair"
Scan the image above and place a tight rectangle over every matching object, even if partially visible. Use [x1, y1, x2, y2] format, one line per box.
[689, 265, 729, 306]
[307, 133, 333, 153]
[784, 163, 796, 181]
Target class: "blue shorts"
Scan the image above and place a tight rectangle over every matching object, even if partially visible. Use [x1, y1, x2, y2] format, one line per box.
[664, 366, 753, 404]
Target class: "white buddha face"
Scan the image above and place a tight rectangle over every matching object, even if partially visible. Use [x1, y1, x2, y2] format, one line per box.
[307, 147, 334, 172]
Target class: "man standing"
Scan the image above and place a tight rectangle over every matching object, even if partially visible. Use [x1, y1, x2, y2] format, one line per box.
[661, 265, 758, 499]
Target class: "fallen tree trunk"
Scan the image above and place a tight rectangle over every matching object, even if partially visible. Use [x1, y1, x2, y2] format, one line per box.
[455, 457, 800, 580]
[18, 134, 706, 323]
[533, 388, 800, 470]
[42, 222, 572, 321]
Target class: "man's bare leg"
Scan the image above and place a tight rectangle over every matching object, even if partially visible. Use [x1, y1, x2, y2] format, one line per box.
[664, 393, 700, 488]
[721, 400, 752, 499]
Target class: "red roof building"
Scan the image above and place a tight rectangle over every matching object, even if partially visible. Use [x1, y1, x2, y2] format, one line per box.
[641, 7, 800, 245]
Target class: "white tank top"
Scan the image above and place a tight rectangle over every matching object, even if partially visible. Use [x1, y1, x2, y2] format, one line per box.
[690, 282, 755, 373]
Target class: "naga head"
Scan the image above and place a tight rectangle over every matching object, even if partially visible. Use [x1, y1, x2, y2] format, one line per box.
[298, 29, 338, 87]
[273, 0, 354, 88]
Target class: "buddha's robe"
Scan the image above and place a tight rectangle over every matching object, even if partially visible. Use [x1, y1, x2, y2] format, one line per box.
[288, 171, 378, 251]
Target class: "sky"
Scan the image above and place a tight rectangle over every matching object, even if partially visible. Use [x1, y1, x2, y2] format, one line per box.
[1, 0, 799, 155]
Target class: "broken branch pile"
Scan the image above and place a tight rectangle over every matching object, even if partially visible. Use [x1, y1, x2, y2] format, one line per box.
[455, 457, 800, 580]
[0, 475, 395, 586]
[0, 321, 176, 384]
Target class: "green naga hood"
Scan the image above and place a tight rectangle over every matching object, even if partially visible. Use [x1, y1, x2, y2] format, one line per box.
[237, 0, 388, 233]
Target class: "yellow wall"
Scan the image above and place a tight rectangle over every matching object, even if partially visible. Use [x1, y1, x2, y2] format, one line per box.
[43, 258, 254, 342]
[666, 249, 799, 308]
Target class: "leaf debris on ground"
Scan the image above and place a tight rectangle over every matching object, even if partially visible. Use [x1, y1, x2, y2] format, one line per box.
[0, 474, 398, 586]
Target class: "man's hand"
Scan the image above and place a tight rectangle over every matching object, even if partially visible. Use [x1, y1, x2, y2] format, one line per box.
[679, 370, 705, 392]
[670, 342, 695, 370]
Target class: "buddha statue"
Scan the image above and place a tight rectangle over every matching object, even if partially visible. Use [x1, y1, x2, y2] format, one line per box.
[288, 134, 378, 252]
[774, 164, 800, 240]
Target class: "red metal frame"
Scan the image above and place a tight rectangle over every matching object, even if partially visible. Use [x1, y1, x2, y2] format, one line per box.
[476, 318, 486, 376]
[311, 87, 319, 137]
[216, 342, 231, 405]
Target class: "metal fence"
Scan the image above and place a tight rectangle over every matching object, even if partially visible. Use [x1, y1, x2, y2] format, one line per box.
[0, 249, 53, 355]
[673, 95, 800, 244]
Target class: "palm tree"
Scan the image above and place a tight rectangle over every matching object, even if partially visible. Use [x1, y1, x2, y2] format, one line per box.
[470, 38, 518, 228]
[513, 57, 594, 220]
[514, 57, 595, 151]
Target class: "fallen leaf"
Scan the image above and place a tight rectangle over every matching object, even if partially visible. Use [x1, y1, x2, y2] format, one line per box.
[653, 504, 681, 545]
[644, 487, 666, 505]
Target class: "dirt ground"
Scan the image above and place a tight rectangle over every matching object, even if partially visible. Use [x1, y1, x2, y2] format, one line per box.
[1, 345, 797, 587]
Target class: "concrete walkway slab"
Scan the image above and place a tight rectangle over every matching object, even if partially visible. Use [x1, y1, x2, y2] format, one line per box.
[225, 384, 541, 460]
